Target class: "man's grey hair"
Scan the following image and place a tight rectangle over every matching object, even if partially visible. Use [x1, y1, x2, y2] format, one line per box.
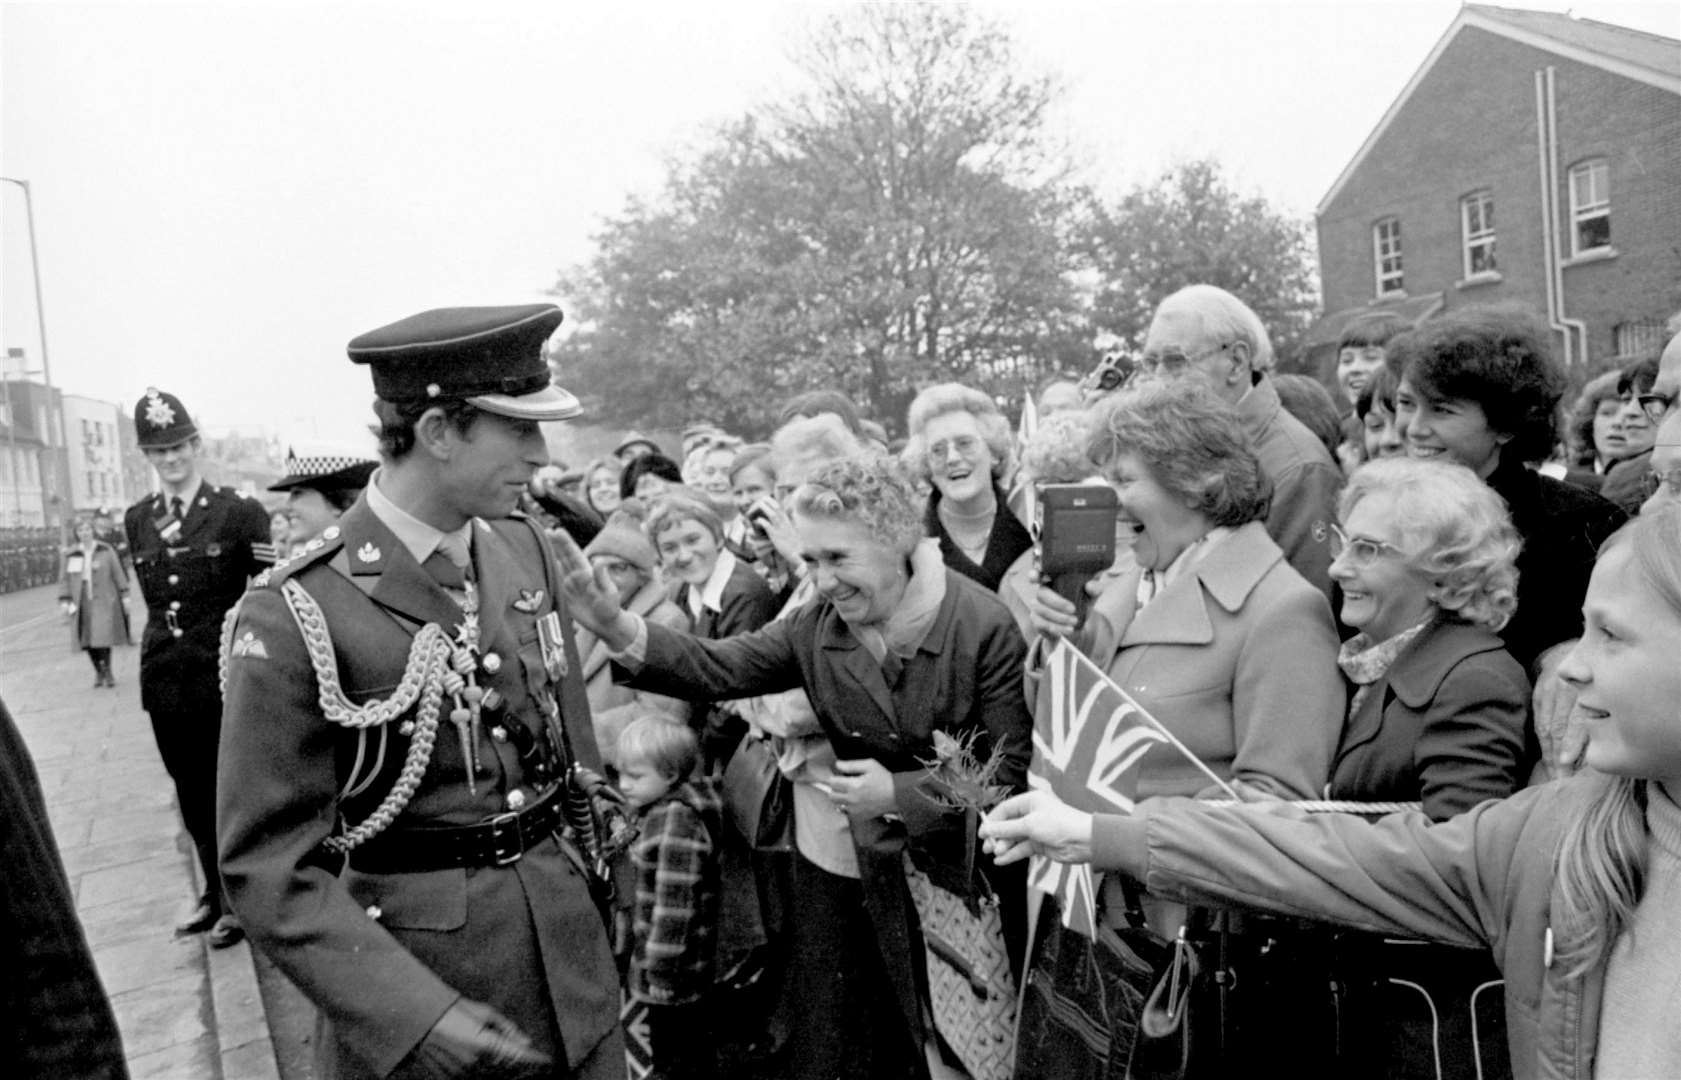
[1158, 284, 1275, 372]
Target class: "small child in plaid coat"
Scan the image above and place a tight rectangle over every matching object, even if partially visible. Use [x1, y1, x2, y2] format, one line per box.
[618, 717, 723, 1080]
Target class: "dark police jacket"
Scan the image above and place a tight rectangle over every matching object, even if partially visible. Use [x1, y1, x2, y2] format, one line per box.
[124, 484, 272, 715]
[217, 498, 619, 1079]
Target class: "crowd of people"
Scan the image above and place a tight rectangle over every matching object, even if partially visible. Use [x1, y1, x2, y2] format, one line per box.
[12, 286, 1680, 1080]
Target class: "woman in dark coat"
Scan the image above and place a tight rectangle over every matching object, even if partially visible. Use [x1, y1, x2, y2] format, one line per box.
[557, 455, 1032, 1080]
[903, 383, 1032, 593]
[58, 519, 131, 687]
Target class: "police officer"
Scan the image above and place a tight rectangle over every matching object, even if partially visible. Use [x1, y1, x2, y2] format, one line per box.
[124, 388, 273, 949]
[267, 439, 379, 553]
[218, 305, 623, 1079]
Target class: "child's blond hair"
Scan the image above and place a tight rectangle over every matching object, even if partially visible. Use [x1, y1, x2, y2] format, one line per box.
[617, 717, 700, 781]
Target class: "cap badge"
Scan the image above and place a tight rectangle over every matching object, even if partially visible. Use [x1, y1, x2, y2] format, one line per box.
[512, 588, 545, 614]
[143, 390, 176, 428]
[426, 383, 441, 398]
[356, 542, 381, 563]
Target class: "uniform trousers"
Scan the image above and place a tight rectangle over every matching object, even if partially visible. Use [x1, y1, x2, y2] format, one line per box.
[146, 702, 224, 909]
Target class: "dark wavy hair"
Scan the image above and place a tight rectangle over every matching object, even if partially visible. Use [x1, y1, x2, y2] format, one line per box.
[1386, 306, 1566, 465]
[619, 452, 683, 501]
[372, 398, 481, 460]
[1338, 311, 1410, 351]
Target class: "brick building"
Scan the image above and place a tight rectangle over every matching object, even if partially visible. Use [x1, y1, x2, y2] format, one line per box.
[1306, 5, 1681, 377]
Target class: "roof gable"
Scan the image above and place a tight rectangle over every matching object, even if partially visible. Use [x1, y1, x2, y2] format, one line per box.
[1317, 4, 1681, 217]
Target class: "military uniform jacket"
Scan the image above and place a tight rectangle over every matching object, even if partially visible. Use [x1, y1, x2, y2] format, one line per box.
[124, 484, 272, 715]
[217, 498, 619, 1079]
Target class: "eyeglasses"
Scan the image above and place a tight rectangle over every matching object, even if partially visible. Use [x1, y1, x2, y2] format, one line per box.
[926, 435, 985, 463]
[1638, 391, 1676, 424]
[1328, 523, 1406, 568]
[1137, 341, 1235, 377]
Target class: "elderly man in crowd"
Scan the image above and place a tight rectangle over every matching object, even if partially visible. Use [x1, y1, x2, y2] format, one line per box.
[1138, 284, 1342, 600]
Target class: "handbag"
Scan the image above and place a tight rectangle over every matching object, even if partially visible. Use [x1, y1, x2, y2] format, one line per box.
[720, 731, 793, 852]
[1013, 879, 1189, 1080]
[903, 811, 1018, 1080]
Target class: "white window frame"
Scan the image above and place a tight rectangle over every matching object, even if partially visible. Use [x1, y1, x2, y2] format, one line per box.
[1460, 190, 1497, 280]
[1568, 159, 1611, 258]
[1372, 218, 1404, 297]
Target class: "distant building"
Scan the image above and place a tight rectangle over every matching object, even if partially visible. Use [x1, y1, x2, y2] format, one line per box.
[1, 374, 63, 529]
[62, 394, 132, 514]
[1307, 4, 1681, 377]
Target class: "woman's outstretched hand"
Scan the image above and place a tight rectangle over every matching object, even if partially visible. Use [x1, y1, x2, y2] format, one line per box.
[979, 789, 1095, 866]
[548, 528, 635, 650]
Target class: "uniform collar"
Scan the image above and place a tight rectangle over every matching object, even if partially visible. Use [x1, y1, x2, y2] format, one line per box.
[364, 469, 474, 566]
[158, 477, 205, 510]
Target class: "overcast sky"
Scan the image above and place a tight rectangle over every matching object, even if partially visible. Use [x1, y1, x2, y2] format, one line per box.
[4, 0, 1677, 451]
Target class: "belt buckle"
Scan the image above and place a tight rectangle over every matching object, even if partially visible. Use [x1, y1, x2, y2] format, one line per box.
[486, 810, 524, 865]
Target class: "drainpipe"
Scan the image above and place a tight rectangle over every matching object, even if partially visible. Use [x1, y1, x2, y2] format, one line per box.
[1546, 67, 1590, 365]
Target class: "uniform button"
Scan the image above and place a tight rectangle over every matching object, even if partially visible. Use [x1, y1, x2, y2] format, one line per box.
[505, 789, 527, 811]
[491, 726, 508, 743]
[482, 653, 501, 674]
[167, 574, 180, 585]
[169, 600, 182, 611]
[365, 905, 382, 920]
[398, 721, 416, 736]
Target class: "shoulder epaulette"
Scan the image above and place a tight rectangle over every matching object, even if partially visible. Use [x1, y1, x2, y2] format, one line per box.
[251, 525, 345, 590]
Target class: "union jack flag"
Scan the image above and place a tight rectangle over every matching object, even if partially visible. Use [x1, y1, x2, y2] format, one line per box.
[1029, 638, 1170, 938]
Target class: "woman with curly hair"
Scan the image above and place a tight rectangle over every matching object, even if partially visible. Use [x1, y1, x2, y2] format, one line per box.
[555, 454, 1032, 1080]
[984, 502, 1681, 1080]
[903, 383, 1032, 592]
[1328, 457, 1530, 817]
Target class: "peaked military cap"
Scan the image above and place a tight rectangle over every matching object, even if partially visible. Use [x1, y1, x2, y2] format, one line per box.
[134, 387, 199, 449]
[347, 304, 580, 421]
[268, 439, 379, 493]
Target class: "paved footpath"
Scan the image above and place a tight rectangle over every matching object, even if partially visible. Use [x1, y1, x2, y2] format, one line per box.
[1, 583, 280, 1080]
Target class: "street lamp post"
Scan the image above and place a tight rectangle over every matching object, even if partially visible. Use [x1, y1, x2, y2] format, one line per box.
[2, 176, 69, 547]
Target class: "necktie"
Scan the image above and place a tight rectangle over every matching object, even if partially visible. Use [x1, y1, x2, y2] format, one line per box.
[424, 532, 472, 591]
[170, 496, 185, 524]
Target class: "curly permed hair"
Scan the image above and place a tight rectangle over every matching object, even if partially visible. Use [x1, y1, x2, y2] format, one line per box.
[791, 456, 925, 557]
[901, 383, 1015, 485]
[1339, 456, 1521, 631]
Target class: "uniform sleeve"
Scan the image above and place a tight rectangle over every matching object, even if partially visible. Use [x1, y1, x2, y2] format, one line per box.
[1226, 578, 1344, 799]
[1264, 458, 1341, 604]
[1090, 783, 1565, 950]
[217, 585, 457, 1076]
[236, 496, 277, 572]
[1414, 654, 1531, 820]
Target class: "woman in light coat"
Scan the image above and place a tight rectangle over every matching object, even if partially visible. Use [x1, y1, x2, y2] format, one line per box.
[59, 518, 131, 687]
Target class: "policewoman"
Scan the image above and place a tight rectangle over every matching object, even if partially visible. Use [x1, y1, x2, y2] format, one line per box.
[218, 305, 623, 1079]
[124, 388, 274, 948]
[268, 439, 379, 553]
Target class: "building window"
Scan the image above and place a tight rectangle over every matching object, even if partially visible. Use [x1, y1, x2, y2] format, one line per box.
[1372, 218, 1404, 296]
[1569, 159, 1610, 257]
[1614, 320, 1666, 360]
[1461, 190, 1497, 278]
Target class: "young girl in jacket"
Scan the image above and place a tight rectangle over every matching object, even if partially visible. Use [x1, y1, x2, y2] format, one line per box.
[981, 500, 1681, 1079]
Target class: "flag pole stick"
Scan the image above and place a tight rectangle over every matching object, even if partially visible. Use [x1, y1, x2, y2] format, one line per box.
[1062, 641, 1245, 802]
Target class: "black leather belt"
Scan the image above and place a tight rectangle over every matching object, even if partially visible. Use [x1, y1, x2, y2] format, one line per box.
[347, 784, 565, 873]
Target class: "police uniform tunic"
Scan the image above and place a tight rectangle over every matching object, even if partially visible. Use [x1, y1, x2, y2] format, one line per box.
[124, 482, 272, 894]
[217, 497, 621, 1078]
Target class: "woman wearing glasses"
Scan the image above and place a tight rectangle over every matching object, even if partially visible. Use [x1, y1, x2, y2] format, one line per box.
[984, 501, 1681, 1080]
[1327, 457, 1529, 816]
[903, 383, 1032, 593]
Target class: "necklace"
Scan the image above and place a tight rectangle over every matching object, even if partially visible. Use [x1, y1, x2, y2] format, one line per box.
[939, 500, 996, 564]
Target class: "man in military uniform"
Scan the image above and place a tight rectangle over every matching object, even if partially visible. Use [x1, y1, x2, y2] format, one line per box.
[218, 305, 623, 1079]
[124, 389, 274, 948]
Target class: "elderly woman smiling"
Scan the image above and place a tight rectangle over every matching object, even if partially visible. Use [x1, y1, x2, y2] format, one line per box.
[555, 455, 1032, 1079]
[1329, 457, 1530, 818]
[904, 383, 1033, 592]
[1029, 379, 1343, 801]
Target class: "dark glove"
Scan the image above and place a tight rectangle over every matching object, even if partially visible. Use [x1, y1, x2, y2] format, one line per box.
[399, 998, 551, 1079]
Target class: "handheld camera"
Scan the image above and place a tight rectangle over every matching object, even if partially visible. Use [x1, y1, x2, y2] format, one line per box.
[1036, 483, 1119, 627]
